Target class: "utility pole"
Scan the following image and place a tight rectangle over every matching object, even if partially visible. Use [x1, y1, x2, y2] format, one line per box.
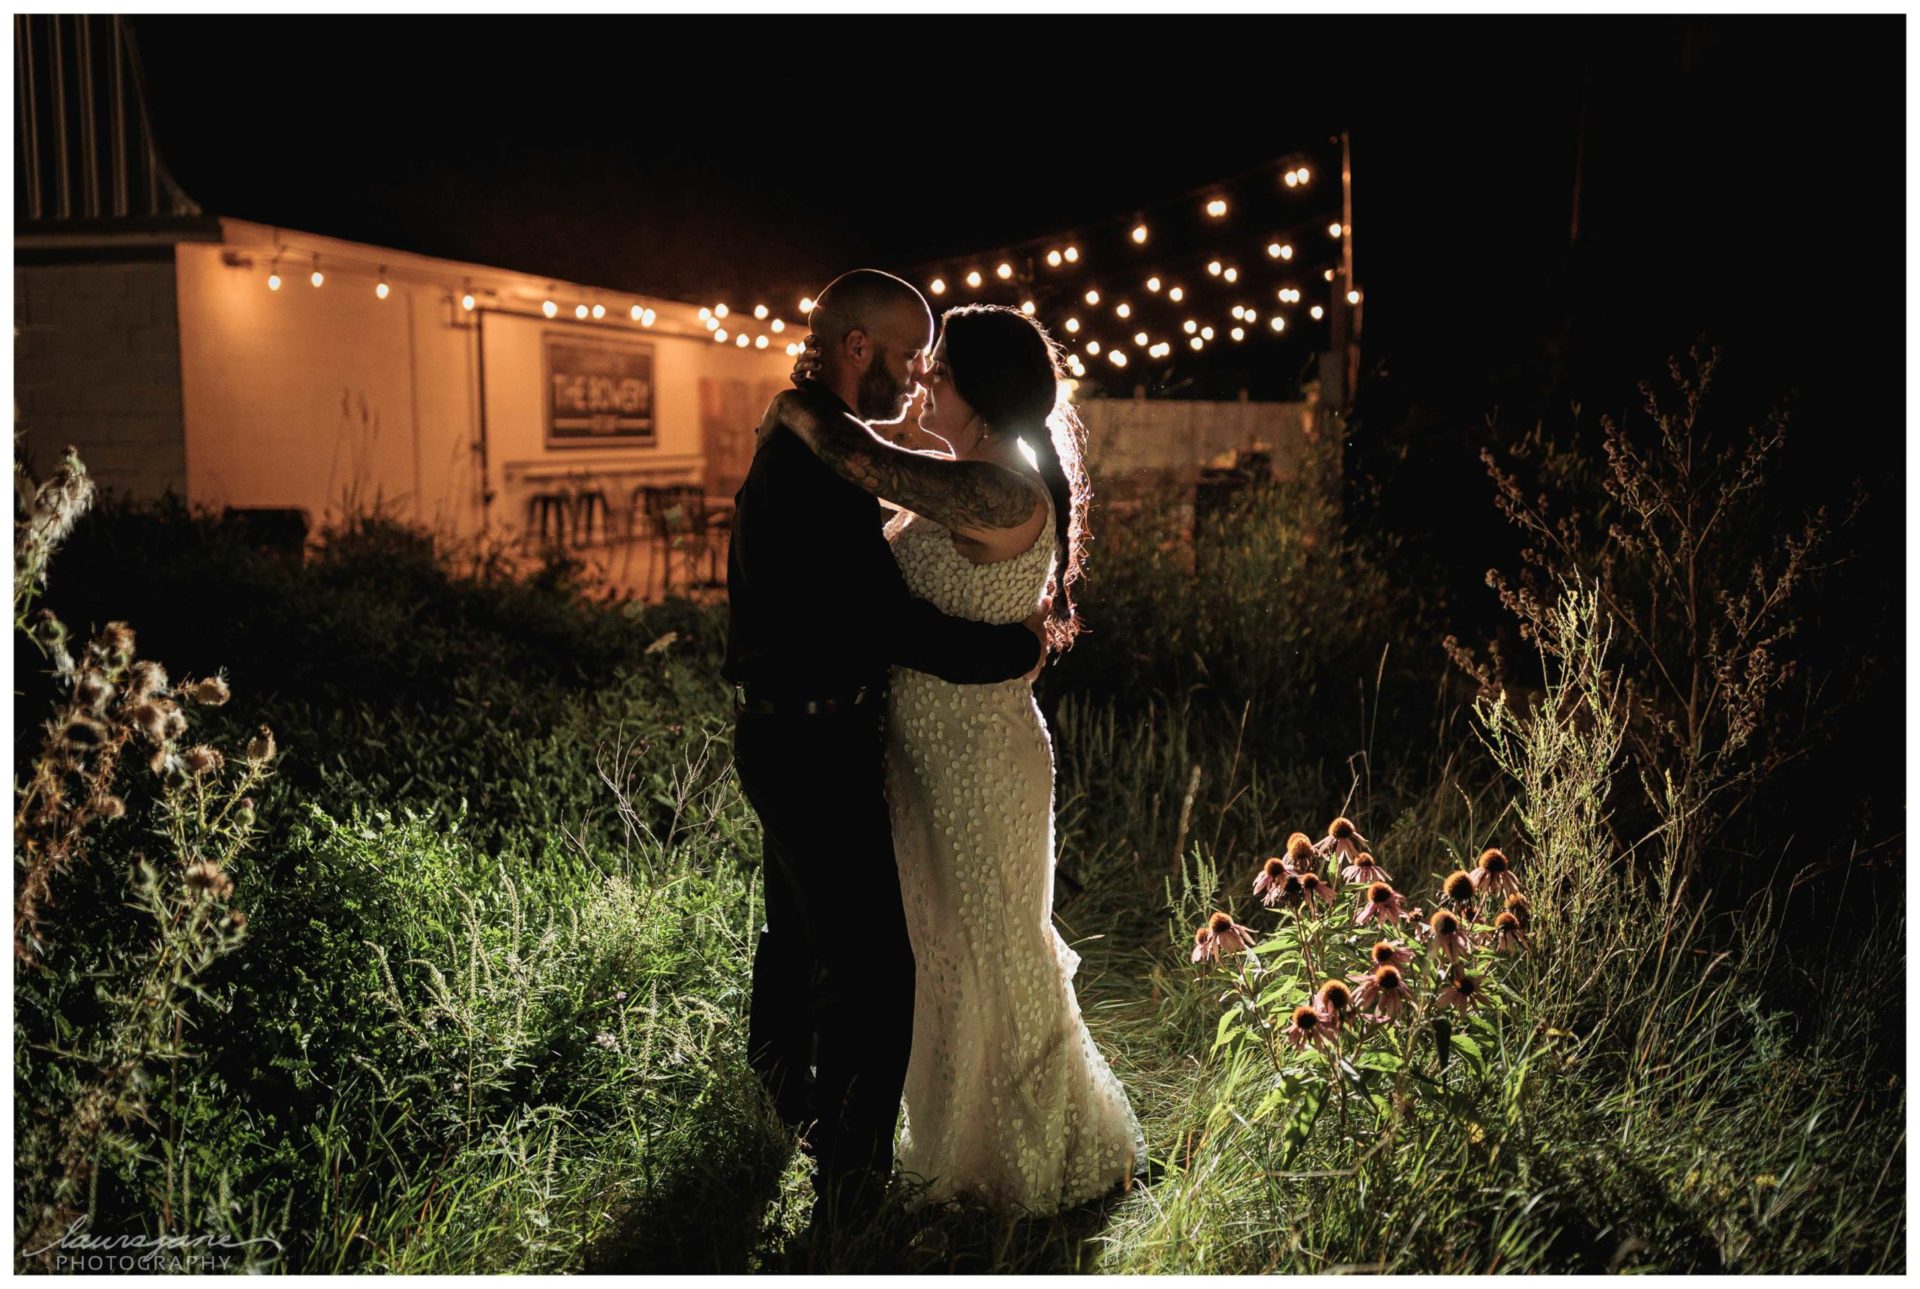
[1319, 129, 1358, 418]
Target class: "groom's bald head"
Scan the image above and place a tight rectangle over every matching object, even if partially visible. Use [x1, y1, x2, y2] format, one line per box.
[808, 269, 934, 418]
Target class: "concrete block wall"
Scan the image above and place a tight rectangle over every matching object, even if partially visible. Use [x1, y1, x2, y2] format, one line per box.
[14, 261, 188, 500]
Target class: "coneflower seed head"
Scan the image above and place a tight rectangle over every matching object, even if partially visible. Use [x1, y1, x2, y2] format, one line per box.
[1207, 911, 1235, 934]
[1287, 834, 1315, 864]
[1329, 816, 1356, 840]
[1480, 848, 1510, 874]
[1444, 870, 1477, 901]
[1372, 941, 1398, 965]
[1430, 909, 1460, 936]
[1368, 882, 1395, 905]
[1374, 964, 1404, 990]
[1292, 1005, 1319, 1030]
[1262, 857, 1288, 880]
[1319, 980, 1353, 1011]
[1495, 911, 1521, 931]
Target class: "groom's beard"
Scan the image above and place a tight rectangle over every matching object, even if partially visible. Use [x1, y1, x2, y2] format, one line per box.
[856, 349, 908, 420]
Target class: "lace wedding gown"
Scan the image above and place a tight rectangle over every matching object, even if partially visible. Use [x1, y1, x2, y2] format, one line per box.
[884, 497, 1146, 1212]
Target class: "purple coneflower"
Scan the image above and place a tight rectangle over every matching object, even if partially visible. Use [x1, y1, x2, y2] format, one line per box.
[1355, 881, 1407, 926]
[1504, 893, 1532, 929]
[1350, 963, 1410, 1020]
[1471, 848, 1523, 900]
[1441, 868, 1479, 909]
[1284, 1003, 1330, 1050]
[1436, 969, 1484, 1014]
[1298, 871, 1335, 911]
[1314, 979, 1355, 1031]
[1493, 910, 1531, 954]
[1191, 911, 1259, 963]
[1424, 909, 1474, 963]
[1342, 851, 1391, 885]
[1314, 815, 1372, 867]
[1369, 939, 1415, 969]
[1253, 856, 1291, 904]
[1282, 831, 1320, 876]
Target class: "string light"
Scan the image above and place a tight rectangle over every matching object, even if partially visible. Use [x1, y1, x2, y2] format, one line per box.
[1310, 304, 1324, 320]
[1206, 261, 1222, 276]
[996, 262, 1014, 280]
[1244, 310, 1258, 324]
[1329, 222, 1344, 238]
[1183, 320, 1198, 335]
[1063, 246, 1079, 263]
[1223, 267, 1239, 284]
[1200, 326, 1215, 341]
[1270, 315, 1286, 332]
[736, 333, 750, 347]
[267, 271, 282, 291]
[714, 303, 729, 318]
[1133, 331, 1149, 346]
[1064, 317, 1080, 333]
[1189, 336, 1204, 351]
[1279, 243, 1294, 260]
[1347, 290, 1362, 304]
[1021, 300, 1036, 315]
[1085, 339, 1101, 355]
[462, 292, 476, 312]
[1296, 165, 1311, 183]
[1131, 223, 1149, 244]
[930, 277, 947, 295]
[1324, 269, 1336, 281]
[770, 318, 785, 332]
[310, 268, 325, 289]
[800, 296, 815, 312]
[375, 269, 390, 300]
[704, 316, 719, 331]
[630, 305, 643, 321]
[591, 304, 606, 319]
[1278, 288, 1300, 303]
[966, 270, 983, 288]
[1168, 286, 1184, 303]
[1230, 326, 1245, 342]
[1115, 302, 1131, 319]
[1146, 276, 1161, 292]
[1231, 306, 1246, 320]
[755, 334, 769, 349]
[1084, 289, 1100, 305]
[1285, 171, 1299, 188]
[575, 304, 590, 319]
[543, 299, 559, 318]
[754, 304, 769, 320]
[714, 328, 728, 342]
[699, 307, 711, 320]
[641, 308, 655, 326]
[1205, 198, 1227, 218]
[1109, 349, 1128, 367]
[1047, 249, 1063, 268]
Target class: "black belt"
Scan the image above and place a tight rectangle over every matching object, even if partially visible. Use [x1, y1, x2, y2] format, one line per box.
[733, 684, 871, 717]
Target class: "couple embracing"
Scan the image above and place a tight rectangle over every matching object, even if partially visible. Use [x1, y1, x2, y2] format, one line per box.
[724, 269, 1145, 1237]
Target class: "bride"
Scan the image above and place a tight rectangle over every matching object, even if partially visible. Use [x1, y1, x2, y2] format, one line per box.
[760, 303, 1144, 1213]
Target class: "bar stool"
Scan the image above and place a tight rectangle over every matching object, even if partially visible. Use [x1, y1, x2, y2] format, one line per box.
[570, 486, 611, 548]
[526, 491, 572, 551]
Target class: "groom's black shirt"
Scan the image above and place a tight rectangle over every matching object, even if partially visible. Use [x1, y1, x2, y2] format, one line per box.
[723, 388, 1039, 697]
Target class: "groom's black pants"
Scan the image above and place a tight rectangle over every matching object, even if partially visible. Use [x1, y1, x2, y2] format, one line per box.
[734, 696, 915, 1224]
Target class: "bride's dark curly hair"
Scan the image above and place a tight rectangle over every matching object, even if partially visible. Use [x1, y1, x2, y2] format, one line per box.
[938, 304, 1092, 651]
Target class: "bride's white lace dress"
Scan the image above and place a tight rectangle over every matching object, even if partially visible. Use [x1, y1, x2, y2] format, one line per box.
[883, 496, 1145, 1212]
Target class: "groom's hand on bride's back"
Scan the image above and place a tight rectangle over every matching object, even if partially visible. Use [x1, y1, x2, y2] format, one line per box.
[1022, 595, 1053, 682]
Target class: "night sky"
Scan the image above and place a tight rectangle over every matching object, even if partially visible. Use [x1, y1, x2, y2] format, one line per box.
[132, 14, 1904, 555]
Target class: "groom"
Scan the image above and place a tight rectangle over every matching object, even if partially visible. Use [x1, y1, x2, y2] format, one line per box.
[724, 269, 1045, 1234]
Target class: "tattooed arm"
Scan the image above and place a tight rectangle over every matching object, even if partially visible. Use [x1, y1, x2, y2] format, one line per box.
[758, 387, 1042, 539]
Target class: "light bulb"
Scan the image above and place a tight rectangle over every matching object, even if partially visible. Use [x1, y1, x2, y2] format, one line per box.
[714, 303, 729, 318]
[1065, 317, 1080, 333]
[755, 334, 769, 349]
[461, 293, 475, 311]
[1231, 326, 1245, 341]
[1190, 336, 1204, 351]
[1224, 267, 1239, 283]
[770, 318, 785, 332]
[543, 300, 558, 318]
[1206, 198, 1227, 217]
[1183, 320, 1198, 335]
[800, 296, 815, 312]
[1168, 286, 1184, 303]
[1115, 302, 1130, 319]
[1271, 316, 1286, 331]
[930, 277, 947, 295]
[1280, 244, 1294, 260]
[704, 316, 719, 331]
[641, 308, 656, 325]
[1047, 249, 1063, 267]
[591, 303, 606, 319]
[995, 262, 1013, 280]
[736, 333, 750, 347]
[714, 328, 728, 342]
[1207, 260, 1222, 276]
[1133, 331, 1149, 346]
[576, 304, 590, 319]
[267, 273, 282, 290]
[1020, 300, 1035, 315]
[1347, 290, 1361, 305]
[631, 304, 643, 321]
[1310, 305, 1324, 320]
[310, 270, 325, 288]
[1324, 269, 1336, 281]
[966, 270, 983, 288]
[754, 304, 769, 320]
[1244, 311, 1257, 324]
[1329, 222, 1343, 238]
[1084, 289, 1100, 306]
[699, 307, 712, 320]
[1131, 223, 1148, 244]
[1231, 306, 1246, 320]
[1201, 326, 1215, 341]
[1296, 165, 1310, 183]
[1284, 171, 1299, 188]
[1146, 276, 1161, 292]
[1063, 246, 1079, 262]
[375, 281, 390, 300]
[1085, 340, 1101, 355]
[1267, 242, 1283, 259]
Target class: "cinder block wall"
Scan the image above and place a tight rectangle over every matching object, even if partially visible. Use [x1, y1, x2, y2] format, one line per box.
[14, 260, 187, 500]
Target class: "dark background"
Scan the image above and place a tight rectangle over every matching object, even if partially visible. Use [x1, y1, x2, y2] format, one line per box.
[132, 13, 1904, 655]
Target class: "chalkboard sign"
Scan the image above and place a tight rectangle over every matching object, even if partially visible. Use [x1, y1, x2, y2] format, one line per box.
[543, 333, 656, 448]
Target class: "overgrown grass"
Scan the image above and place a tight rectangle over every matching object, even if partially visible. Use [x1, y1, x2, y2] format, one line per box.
[14, 406, 1902, 1271]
